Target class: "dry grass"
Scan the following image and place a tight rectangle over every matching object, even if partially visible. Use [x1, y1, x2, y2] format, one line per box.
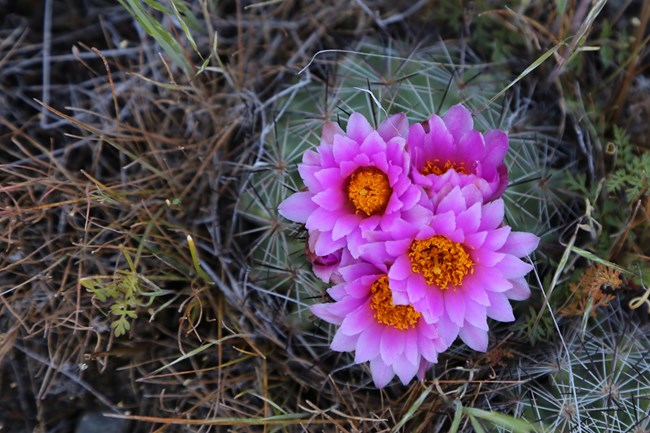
[1, 0, 648, 432]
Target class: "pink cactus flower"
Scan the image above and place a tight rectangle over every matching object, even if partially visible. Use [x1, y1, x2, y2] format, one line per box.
[278, 113, 429, 258]
[360, 184, 539, 351]
[407, 104, 509, 201]
[311, 260, 447, 387]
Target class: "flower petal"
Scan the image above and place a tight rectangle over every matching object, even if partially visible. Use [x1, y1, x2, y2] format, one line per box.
[355, 325, 382, 363]
[339, 305, 372, 336]
[393, 356, 419, 385]
[444, 291, 466, 327]
[459, 322, 488, 352]
[346, 112, 374, 143]
[332, 213, 361, 240]
[479, 199, 504, 231]
[443, 104, 473, 142]
[500, 232, 540, 257]
[370, 357, 395, 388]
[464, 300, 489, 330]
[388, 254, 412, 281]
[331, 330, 358, 352]
[497, 256, 533, 279]
[485, 292, 515, 322]
[380, 327, 405, 365]
[378, 113, 409, 141]
[278, 192, 316, 223]
[312, 188, 345, 211]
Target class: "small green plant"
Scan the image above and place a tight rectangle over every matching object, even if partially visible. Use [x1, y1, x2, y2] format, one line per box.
[605, 126, 650, 203]
[81, 249, 169, 336]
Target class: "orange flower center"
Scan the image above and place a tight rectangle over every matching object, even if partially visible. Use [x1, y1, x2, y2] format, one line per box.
[409, 235, 474, 289]
[346, 167, 392, 216]
[370, 276, 421, 329]
[422, 159, 468, 176]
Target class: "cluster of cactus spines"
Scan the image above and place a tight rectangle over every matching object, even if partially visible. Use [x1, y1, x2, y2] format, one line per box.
[495, 310, 650, 433]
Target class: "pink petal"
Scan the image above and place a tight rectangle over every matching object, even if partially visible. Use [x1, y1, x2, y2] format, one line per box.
[355, 325, 382, 363]
[313, 231, 346, 256]
[403, 332, 419, 366]
[459, 322, 488, 351]
[332, 213, 361, 240]
[500, 232, 540, 257]
[406, 274, 429, 304]
[346, 112, 374, 143]
[339, 262, 379, 283]
[314, 167, 344, 189]
[436, 186, 466, 214]
[472, 249, 505, 267]
[378, 113, 409, 141]
[479, 199, 504, 231]
[456, 202, 482, 234]
[380, 327, 405, 365]
[388, 254, 412, 281]
[486, 292, 515, 322]
[306, 207, 337, 231]
[471, 266, 513, 293]
[417, 359, 432, 380]
[370, 358, 395, 388]
[442, 104, 473, 142]
[505, 277, 532, 300]
[339, 305, 372, 336]
[333, 135, 361, 164]
[302, 149, 320, 165]
[322, 121, 345, 144]
[460, 184, 483, 207]
[425, 115, 455, 163]
[310, 303, 343, 324]
[393, 357, 419, 385]
[312, 188, 345, 211]
[464, 300, 489, 330]
[435, 313, 460, 348]
[444, 291, 466, 327]
[497, 256, 533, 279]
[465, 231, 487, 249]
[420, 284, 444, 321]
[460, 277, 490, 306]
[457, 130, 486, 161]
[418, 331, 439, 362]
[482, 226, 511, 251]
[278, 192, 317, 223]
[298, 164, 322, 191]
[385, 239, 412, 257]
[430, 211, 457, 236]
[360, 131, 387, 156]
[482, 130, 509, 168]
[331, 330, 358, 352]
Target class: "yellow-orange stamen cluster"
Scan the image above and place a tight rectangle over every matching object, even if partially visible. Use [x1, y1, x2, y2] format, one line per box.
[346, 167, 392, 216]
[409, 235, 474, 289]
[422, 159, 468, 176]
[369, 276, 420, 330]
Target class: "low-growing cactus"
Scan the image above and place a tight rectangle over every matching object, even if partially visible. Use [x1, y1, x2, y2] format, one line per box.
[503, 309, 650, 433]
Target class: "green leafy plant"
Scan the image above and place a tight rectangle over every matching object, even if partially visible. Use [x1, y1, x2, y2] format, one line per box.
[605, 126, 650, 202]
[81, 249, 169, 336]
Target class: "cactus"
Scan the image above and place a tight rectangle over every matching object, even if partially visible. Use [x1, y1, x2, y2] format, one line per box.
[500, 308, 650, 433]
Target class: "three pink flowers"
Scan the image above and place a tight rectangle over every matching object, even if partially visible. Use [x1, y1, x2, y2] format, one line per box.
[279, 104, 539, 387]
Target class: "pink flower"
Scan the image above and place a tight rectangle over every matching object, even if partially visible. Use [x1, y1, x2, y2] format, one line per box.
[407, 104, 508, 201]
[311, 260, 447, 387]
[278, 113, 429, 258]
[305, 230, 349, 284]
[361, 184, 539, 351]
